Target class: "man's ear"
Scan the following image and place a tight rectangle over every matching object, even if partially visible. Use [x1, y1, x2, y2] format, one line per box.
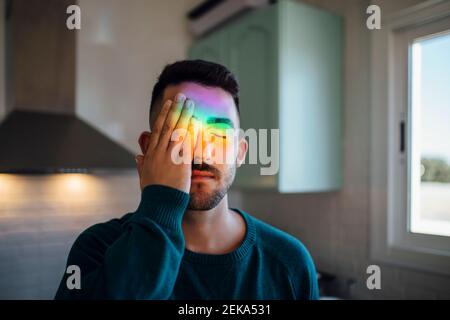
[236, 137, 248, 168]
[138, 131, 151, 155]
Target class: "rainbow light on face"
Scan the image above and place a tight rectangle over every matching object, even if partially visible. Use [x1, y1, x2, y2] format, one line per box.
[187, 107, 236, 161]
[177, 83, 239, 163]
[181, 84, 236, 124]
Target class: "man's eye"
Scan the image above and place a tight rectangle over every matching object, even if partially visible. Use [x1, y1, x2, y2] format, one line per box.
[211, 133, 227, 139]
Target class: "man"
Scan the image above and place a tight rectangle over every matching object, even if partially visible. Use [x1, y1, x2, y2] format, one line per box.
[55, 60, 319, 300]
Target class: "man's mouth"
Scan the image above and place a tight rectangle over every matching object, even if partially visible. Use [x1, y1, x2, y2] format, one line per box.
[191, 169, 215, 179]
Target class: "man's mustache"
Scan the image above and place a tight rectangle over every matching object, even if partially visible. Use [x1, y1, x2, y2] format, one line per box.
[191, 163, 220, 177]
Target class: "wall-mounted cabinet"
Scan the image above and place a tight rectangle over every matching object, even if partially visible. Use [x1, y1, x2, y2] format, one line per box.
[189, 0, 342, 193]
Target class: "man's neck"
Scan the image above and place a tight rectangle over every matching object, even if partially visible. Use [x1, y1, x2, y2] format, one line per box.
[182, 195, 246, 255]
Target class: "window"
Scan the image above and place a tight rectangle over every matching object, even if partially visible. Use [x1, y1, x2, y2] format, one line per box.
[370, 0, 450, 275]
[410, 32, 450, 238]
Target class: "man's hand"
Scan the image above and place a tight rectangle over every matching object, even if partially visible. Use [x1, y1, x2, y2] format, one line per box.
[136, 93, 195, 193]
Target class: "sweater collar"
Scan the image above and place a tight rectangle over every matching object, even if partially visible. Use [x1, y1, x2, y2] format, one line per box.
[182, 208, 256, 265]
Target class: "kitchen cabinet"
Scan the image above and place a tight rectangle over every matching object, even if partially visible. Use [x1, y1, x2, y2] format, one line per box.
[188, 0, 342, 192]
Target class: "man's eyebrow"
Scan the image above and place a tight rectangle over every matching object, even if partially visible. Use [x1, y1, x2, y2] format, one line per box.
[206, 117, 234, 127]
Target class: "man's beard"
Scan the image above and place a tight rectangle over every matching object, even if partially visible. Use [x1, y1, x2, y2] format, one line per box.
[188, 163, 235, 211]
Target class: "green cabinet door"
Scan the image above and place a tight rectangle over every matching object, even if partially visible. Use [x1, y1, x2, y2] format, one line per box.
[277, 0, 342, 192]
[226, 6, 279, 189]
[188, 28, 228, 66]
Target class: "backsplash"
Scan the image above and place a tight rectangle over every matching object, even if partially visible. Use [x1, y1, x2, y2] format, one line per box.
[0, 172, 141, 299]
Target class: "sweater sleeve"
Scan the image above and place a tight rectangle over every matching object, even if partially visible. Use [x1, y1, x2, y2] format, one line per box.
[287, 240, 320, 300]
[54, 184, 189, 300]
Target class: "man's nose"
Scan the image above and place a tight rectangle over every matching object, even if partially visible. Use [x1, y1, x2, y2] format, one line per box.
[193, 130, 213, 164]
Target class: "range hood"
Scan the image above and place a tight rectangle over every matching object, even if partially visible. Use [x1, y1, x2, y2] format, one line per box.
[0, 0, 135, 173]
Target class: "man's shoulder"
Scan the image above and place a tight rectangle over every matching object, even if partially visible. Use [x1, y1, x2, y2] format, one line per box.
[71, 212, 134, 252]
[242, 210, 319, 299]
[242, 210, 316, 271]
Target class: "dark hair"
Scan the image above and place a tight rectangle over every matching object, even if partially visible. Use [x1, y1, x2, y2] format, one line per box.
[149, 60, 239, 125]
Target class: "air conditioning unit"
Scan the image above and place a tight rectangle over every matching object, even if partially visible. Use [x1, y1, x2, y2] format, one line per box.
[187, 0, 270, 37]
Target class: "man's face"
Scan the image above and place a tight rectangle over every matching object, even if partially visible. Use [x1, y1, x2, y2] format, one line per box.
[156, 82, 247, 210]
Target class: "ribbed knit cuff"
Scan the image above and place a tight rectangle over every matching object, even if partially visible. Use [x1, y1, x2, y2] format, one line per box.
[134, 184, 190, 231]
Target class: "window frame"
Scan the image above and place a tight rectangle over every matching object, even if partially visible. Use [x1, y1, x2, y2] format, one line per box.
[370, 0, 450, 275]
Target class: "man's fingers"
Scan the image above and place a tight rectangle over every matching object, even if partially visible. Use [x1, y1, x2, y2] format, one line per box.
[157, 93, 185, 150]
[169, 99, 194, 149]
[148, 99, 173, 153]
[176, 99, 195, 133]
[181, 120, 196, 163]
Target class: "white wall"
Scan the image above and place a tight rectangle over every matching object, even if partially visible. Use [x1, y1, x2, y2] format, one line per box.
[76, 0, 202, 154]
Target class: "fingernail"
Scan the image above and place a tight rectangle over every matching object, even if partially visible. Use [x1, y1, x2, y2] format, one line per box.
[186, 99, 194, 109]
[175, 93, 186, 102]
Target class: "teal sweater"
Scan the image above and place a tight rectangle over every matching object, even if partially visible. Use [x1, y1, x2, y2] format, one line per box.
[55, 185, 319, 300]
